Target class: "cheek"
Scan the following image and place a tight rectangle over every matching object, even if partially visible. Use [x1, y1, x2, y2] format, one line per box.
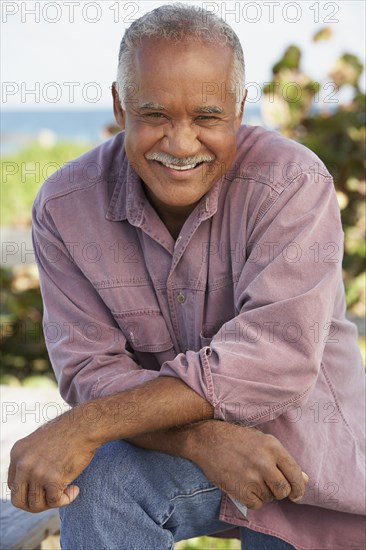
[208, 136, 237, 163]
[125, 121, 163, 156]
[199, 126, 237, 152]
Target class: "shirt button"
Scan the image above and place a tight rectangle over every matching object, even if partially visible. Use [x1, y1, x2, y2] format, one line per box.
[177, 292, 186, 304]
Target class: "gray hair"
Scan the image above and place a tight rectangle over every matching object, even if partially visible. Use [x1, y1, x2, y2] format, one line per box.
[116, 3, 245, 114]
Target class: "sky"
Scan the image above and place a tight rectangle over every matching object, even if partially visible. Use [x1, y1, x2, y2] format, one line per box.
[1, 0, 365, 110]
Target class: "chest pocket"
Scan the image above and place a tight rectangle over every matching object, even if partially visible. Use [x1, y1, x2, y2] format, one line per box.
[112, 310, 174, 354]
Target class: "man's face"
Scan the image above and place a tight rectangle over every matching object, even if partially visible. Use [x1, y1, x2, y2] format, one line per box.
[114, 38, 244, 216]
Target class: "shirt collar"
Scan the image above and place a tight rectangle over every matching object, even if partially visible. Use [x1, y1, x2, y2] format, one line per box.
[106, 160, 144, 226]
[106, 158, 223, 225]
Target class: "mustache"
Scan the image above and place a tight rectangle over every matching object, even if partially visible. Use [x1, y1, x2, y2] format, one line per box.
[145, 152, 215, 165]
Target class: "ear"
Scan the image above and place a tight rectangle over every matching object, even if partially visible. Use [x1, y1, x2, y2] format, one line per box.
[112, 82, 125, 129]
[235, 88, 247, 130]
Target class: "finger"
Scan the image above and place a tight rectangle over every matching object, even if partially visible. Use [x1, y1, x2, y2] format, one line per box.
[63, 484, 80, 504]
[7, 462, 16, 490]
[10, 477, 29, 510]
[28, 481, 46, 512]
[288, 471, 308, 502]
[265, 469, 292, 501]
[277, 454, 305, 502]
[16, 480, 78, 512]
[241, 480, 273, 503]
[44, 481, 69, 508]
[48, 485, 80, 509]
[254, 482, 275, 503]
[289, 471, 310, 502]
[240, 482, 264, 510]
[244, 490, 264, 510]
[45, 483, 80, 508]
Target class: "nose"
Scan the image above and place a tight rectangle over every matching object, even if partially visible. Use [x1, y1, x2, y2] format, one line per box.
[160, 121, 201, 159]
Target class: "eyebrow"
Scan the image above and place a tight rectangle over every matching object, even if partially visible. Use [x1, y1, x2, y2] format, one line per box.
[139, 102, 166, 110]
[138, 103, 224, 114]
[194, 105, 224, 114]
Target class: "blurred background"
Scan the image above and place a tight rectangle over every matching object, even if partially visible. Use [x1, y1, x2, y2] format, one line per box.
[1, 1, 365, 548]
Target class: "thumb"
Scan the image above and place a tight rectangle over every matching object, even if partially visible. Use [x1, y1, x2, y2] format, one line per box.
[59, 484, 80, 507]
[288, 472, 310, 503]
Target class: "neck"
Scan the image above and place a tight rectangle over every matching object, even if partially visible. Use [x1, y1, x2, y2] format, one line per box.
[158, 206, 194, 240]
[143, 186, 198, 240]
[160, 214, 187, 240]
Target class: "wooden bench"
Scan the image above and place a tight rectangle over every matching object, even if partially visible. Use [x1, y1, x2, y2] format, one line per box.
[0, 501, 60, 550]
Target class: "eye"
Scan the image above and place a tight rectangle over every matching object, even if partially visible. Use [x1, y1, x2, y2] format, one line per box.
[144, 112, 166, 118]
[196, 115, 220, 121]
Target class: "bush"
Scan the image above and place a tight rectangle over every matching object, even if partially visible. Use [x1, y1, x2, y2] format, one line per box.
[262, 29, 365, 316]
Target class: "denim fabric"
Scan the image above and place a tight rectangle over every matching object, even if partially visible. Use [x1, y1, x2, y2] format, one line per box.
[59, 440, 294, 550]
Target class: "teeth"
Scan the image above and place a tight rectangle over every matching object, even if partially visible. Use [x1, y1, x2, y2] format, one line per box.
[161, 162, 198, 171]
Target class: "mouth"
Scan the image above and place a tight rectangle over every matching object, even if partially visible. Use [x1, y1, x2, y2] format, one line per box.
[156, 160, 205, 171]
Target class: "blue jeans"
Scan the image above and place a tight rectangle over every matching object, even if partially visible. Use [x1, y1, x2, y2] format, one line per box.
[60, 440, 294, 549]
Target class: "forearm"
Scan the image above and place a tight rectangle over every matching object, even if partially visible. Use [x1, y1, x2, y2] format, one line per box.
[70, 376, 214, 448]
[126, 421, 209, 462]
[9, 381, 309, 513]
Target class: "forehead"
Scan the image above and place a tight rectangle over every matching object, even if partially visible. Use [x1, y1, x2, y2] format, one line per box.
[130, 38, 236, 107]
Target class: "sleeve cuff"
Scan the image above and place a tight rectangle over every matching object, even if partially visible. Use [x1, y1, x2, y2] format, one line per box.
[158, 346, 225, 419]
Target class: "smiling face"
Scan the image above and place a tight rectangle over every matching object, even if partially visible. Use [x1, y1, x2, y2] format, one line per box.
[113, 38, 244, 228]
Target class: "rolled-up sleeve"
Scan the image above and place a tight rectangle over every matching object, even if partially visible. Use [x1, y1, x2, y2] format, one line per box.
[32, 199, 159, 405]
[159, 172, 343, 425]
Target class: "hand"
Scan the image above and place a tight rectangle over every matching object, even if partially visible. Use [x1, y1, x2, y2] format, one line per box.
[8, 410, 97, 513]
[7, 377, 214, 513]
[190, 421, 309, 510]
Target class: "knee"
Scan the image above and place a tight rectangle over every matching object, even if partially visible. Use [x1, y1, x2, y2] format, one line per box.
[71, 440, 133, 499]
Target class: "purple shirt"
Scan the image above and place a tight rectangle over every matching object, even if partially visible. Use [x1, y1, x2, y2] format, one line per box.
[33, 126, 365, 549]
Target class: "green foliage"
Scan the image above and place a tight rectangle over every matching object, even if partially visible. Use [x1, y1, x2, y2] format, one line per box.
[272, 45, 301, 73]
[262, 29, 365, 316]
[1, 142, 89, 226]
[175, 537, 240, 550]
[1, 142, 89, 384]
[0, 265, 56, 385]
[313, 27, 332, 42]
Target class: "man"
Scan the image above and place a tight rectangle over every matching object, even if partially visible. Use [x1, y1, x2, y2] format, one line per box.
[8, 4, 365, 549]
